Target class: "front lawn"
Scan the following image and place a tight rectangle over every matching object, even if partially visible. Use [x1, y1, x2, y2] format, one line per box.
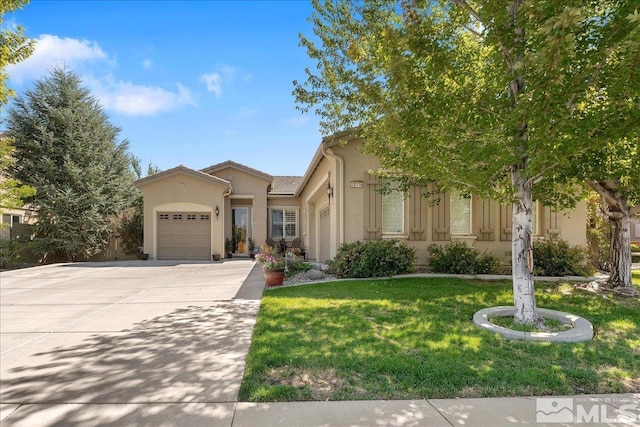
[239, 277, 640, 401]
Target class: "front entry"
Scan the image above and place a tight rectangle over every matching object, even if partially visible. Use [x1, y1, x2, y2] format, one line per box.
[232, 208, 249, 255]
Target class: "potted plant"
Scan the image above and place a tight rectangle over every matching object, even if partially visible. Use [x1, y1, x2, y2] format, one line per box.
[248, 237, 256, 260]
[225, 238, 233, 259]
[256, 245, 286, 286]
[212, 253, 221, 261]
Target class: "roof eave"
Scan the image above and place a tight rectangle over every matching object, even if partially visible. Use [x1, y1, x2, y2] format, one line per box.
[134, 165, 232, 189]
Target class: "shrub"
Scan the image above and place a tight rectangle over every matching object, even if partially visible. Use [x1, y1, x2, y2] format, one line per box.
[332, 240, 416, 278]
[533, 237, 594, 277]
[0, 239, 37, 269]
[285, 260, 313, 278]
[427, 241, 501, 274]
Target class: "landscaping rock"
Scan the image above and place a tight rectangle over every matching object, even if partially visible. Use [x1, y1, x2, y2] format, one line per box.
[306, 269, 326, 281]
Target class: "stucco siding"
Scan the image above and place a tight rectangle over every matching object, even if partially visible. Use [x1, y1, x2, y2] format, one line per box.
[138, 172, 227, 260]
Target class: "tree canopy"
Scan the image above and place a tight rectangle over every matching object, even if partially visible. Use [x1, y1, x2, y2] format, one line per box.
[0, 0, 36, 214]
[295, 0, 640, 322]
[0, 0, 34, 106]
[296, 0, 639, 205]
[6, 68, 137, 260]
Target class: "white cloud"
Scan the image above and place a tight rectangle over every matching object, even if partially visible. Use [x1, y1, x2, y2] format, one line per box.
[200, 65, 241, 99]
[142, 59, 153, 69]
[6, 34, 195, 116]
[200, 72, 222, 98]
[90, 78, 196, 116]
[6, 34, 109, 84]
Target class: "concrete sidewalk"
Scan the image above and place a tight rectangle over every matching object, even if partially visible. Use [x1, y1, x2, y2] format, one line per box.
[3, 395, 637, 426]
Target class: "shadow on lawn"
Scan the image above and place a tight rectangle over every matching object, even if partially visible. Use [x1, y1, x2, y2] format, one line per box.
[1, 301, 260, 426]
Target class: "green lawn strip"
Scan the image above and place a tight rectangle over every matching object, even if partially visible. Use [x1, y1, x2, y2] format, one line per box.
[239, 278, 639, 402]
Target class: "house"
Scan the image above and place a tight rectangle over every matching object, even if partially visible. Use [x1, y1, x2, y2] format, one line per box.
[0, 131, 37, 240]
[135, 137, 587, 264]
[632, 218, 640, 244]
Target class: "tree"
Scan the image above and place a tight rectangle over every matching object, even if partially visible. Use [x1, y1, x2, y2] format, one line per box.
[6, 68, 137, 260]
[578, 141, 639, 293]
[1, 0, 35, 215]
[294, 1, 640, 324]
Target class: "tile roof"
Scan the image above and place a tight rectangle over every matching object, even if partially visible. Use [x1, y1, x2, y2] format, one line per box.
[269, 176, 303, 195]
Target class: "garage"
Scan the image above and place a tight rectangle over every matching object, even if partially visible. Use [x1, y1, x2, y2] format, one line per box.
[157, 212, 211, 260]
[318, 206, 330, 263]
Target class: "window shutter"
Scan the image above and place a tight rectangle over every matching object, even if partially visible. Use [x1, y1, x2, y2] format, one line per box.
[476, 197, 495, 241]
[500, 204, 513, 241]
[409, 185, 427, 241]
[432, 191, 450, 241]
[285, 210, 297, 237]
[363, 172, 382, 240]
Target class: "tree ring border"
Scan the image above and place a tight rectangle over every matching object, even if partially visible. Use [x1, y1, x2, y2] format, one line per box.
[473, 306, 593, 342]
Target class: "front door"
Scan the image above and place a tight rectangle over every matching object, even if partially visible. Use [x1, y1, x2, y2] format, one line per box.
[232, 208, 249, 255]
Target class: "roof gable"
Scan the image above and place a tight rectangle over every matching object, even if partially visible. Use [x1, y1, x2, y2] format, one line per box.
[201, 160, 273, 182]
[135, 165, 231, 188]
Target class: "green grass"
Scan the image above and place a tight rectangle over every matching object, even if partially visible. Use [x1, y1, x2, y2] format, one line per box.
[239, 277, 640, 402]
[490, 316, 571, 332]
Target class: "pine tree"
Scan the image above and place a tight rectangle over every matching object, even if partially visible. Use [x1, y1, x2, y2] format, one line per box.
[6, 68, 137, 260]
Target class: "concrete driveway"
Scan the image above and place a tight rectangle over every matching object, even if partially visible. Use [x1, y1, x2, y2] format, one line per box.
[0, 260, 263, 426]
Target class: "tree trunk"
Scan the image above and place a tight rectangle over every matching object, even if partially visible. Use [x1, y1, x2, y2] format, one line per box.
[608, 213, 633, 289]
[588, 180, 636, 293]
[511, 167, 543, 326]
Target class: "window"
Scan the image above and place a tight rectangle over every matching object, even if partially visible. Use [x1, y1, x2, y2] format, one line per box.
[172, 214, 182, 220]
[382, 187, 404, 234]
[2, 214, 21, 226]
[450, 192, 471, 235]
[271, 208, 297, 238]
[200, 214, 210, 221]
[159, 214, 169, 220]
[186, 214, 197, 220]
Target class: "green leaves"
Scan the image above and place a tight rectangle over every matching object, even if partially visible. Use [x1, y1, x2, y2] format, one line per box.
[6, 68, 137, 260]
[295, 0, 640, 210]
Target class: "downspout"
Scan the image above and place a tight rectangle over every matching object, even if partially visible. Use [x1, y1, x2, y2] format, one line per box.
[321, 146, 345, 246]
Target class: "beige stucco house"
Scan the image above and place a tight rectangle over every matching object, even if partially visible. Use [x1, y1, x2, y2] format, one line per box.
[135, 137, 587, 264]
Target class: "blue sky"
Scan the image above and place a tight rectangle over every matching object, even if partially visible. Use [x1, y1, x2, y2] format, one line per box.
[3, 0, 323, 176]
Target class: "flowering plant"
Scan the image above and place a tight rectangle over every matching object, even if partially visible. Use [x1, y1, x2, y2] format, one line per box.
[286, 247, 303, 258]
[256, 245, 286, 270]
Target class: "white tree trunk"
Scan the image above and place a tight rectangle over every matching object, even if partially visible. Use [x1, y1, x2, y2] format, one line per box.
[608, 214, 633, 289]
[511, 168, 543, 326]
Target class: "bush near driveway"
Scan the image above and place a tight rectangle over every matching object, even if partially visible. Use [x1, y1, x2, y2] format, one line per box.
[239, 277, 640, 402]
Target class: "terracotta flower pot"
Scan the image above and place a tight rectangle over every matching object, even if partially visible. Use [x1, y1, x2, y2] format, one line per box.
[264, 268, 285, 287]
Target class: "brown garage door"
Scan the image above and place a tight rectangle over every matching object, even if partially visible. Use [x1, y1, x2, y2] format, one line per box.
[157, 212, 211, 260]
[318, 206, 330, 263]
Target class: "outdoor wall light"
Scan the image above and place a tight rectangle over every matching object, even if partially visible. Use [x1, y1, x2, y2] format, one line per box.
[326, 182, 333, 205]
[215, 206, 220, 219]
